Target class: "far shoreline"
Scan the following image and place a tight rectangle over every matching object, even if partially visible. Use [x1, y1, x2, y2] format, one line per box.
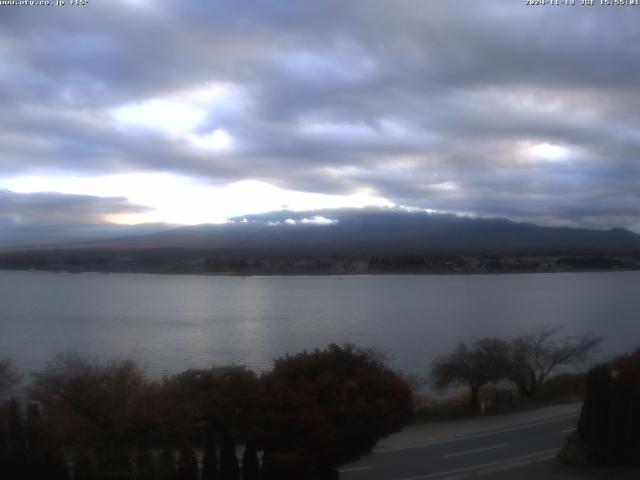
[1, 266, 639, 278]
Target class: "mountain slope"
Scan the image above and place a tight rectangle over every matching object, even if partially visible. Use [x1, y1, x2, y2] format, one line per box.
[27, 208, 640, 255]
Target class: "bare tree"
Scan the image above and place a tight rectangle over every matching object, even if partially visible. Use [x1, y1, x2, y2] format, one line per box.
[507, 325, 602, 399]
[431, 338, 511, 412]
[0, 359, 21, 398]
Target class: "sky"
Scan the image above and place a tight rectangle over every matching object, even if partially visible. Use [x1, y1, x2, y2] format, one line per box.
[2, 0, 640, 233]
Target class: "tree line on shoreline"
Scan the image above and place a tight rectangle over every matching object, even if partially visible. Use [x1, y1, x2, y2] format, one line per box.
[2, 250, 639, 275]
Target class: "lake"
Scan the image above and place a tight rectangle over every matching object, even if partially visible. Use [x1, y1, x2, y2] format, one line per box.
[0, 270, 638, 378]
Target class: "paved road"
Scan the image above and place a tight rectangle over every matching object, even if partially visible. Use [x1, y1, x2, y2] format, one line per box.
[339, 413, 579, 480]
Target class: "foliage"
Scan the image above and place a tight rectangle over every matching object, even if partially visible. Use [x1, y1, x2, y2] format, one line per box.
[29, 354, 152, 457]
[431, 338, 511, 411]
[2, 343, 412, 478]
[176, 445, 198, 480]
[0, 400, 70, 480]
[135, 449, 156, 480]
[7, 399, 26, 456]
[0, 359, 21, 399]
[614, 346, 640, 384]
[577, 347, 640, 467]
[158, 366, 264, 442]
[219, 431, 240, 480]
[241, 442, 261, 480]
[157, 448, 177, 479]
[260, 343, 412, 477]
[201, 429, 219, 480]
[609, 347, 640, 465]
[577, 363, 612, 464]
[71, 448, 98, 480]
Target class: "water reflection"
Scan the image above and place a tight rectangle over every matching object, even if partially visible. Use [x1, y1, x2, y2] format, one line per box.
[0, 271, 637, 377]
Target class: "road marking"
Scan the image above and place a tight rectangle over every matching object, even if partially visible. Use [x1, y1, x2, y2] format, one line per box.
[379, 413, 579, 453]
[338, 466, 371, 473]
[443, 443, 508, 458]
[434, 475, 471, 480]
[477, 459, 535, 475]
[562, 427, 577, 433]
[394, 448, 559, 480]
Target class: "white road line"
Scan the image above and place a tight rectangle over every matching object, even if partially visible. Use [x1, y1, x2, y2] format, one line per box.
[562, 427, 577, 433]
[433, 475, 471, 480]
[477, 459, 536, 476]
[394, 448, 559, 480]
[338, 466, 372, 473]
[379, 413, 579, 454]
[443, 443, 508, 458]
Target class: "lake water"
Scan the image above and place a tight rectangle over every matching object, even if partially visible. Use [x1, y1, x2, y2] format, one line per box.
[1, 270, 638, 378]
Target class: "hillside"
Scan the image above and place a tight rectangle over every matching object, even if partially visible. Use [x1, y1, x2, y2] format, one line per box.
[1, 208, 639, 274]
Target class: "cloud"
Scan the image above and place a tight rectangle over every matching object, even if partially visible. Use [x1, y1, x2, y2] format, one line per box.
[1, 2, 640, 230]
[0, 190, 150, 225]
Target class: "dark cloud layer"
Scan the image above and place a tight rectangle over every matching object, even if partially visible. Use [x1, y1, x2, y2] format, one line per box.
[0, 189, 163, 246]
[0, 190, 149, 225]
[2, 1, 640, 230]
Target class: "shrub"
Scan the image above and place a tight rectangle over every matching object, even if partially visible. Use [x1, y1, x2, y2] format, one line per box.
[577, 347, 640, 467]
[261, 343, 412, 478]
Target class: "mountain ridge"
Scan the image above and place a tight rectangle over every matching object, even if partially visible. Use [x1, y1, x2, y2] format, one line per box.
[4, 207, 640, 255]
